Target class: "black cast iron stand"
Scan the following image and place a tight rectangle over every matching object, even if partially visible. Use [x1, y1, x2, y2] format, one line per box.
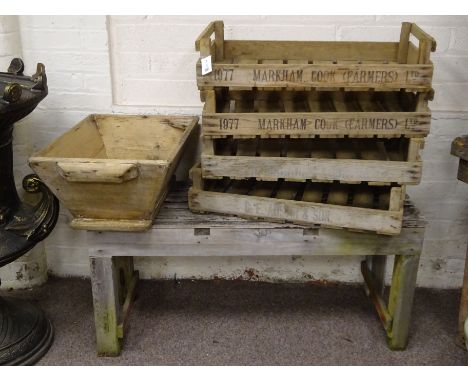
[0, 58, 59, 365]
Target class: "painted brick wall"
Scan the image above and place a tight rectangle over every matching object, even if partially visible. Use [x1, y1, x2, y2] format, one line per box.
[6, 15, 468, 289]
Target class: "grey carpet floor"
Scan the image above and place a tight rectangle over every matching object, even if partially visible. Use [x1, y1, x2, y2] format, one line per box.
[2, 277, 467, 365]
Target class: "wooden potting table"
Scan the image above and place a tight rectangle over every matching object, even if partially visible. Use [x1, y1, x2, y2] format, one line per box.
[87, 182, 426, 356]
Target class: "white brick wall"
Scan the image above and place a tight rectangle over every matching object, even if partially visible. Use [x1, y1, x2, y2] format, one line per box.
[3, 15, 467, 289]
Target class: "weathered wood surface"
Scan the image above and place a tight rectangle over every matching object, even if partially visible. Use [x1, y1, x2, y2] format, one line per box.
[387, 253, 421, 349]
[189, 188, 403, 235]
[196, 22, 435, 90]
[201, 89, 431, 138]
[90, 256, 121, 356]
[201, 136, 423, 185]
[88, 180, 425, 353]
[86, 182, 424, 257]
[203, 111, 431, 138]
[29, 114, 199, 231]
[189, 166, 406, 235]
[90, 256, 138, 356]
[56, 161, 139, 184]
[201, 155, 422, 185]
[197, 62, 434, 90]
[223, 41, 399, 62]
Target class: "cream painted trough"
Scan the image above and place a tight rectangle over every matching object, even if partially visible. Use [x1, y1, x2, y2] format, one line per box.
[29, 114, 198, 231]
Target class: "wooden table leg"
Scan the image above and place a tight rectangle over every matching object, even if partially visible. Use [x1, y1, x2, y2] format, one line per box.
[367, 256, 387, 296]
[387, 253, 420, 350]
[361, 259, 392, 333]
[90, 255, 138, 356]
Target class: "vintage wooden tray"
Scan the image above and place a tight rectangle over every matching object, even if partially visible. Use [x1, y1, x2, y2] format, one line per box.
[189, 164, 404, 235]
[196, 21, 436, 91]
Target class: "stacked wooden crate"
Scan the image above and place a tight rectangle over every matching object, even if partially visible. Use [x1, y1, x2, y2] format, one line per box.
[190, 21, 436, 235]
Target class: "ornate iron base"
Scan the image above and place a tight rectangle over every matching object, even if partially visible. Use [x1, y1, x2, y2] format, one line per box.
[0, 59, 59, 365]
[0, 297, 54, 365]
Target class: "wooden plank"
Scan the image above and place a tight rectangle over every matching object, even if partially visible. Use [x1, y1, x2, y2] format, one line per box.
[407, 137, 424, 161]
[90, 256, 121, 356]
[201, 155, 422, 184]
[71, 218, 152, 232]
[261, 60, 283, 91]
[361, 260, 392, 331]
[214, 21, 225, 61]
[116, 268, 139, 340]
[202, 136, 215, 155]
[387, 254, 421, 349]
[197, 62, 433, 90]
[189, 164, 204, 190]
[33, 116, 106, 159]
[418, 40, 430, 65]
[223, 40, 399, 61]
[407, 42, 419, 65]
[397, 22, 412, 64]
[201, 111, 431, 138]
[286, 60, 309, 91]
[410, 24, 437, 53]
[203, 89, 216, 113]
[90, 222, 424, 258]
[195, 21, 215, 52]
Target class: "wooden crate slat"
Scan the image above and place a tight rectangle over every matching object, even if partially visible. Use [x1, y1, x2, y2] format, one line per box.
[197, 61, 433, 90]
[201, 154, 421, 185]
[202, 89, 431, 138]
[223, 41, 400, 62]
[203, 110, 431, 138]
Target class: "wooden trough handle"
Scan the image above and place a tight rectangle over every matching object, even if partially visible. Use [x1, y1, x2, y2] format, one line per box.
[56, 162, 139, 184]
